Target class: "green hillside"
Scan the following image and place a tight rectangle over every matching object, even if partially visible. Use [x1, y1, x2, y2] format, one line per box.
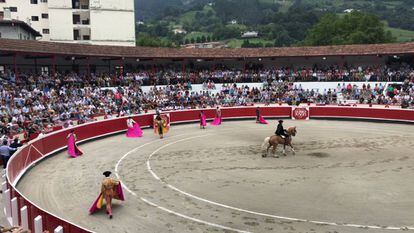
[135, 0, 414, 48]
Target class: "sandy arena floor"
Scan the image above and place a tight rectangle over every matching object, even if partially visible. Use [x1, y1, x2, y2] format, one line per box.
[16, 120, 414, 233]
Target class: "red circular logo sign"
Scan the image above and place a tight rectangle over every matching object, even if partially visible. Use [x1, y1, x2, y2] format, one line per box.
[293, 108, 309, 120]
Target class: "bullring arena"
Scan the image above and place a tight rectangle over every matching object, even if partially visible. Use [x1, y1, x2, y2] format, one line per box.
[1, 39, 414, 233]
[3, 106, 414, 233]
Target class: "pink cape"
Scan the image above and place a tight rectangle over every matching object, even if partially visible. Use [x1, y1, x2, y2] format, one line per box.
[258, 115, 268, 124]
[200, 114, 207, 127]
[211, 117, 222, 126]
[126, 123, 143, 138]
[89, 183, 125, 214]
[67, 134, 83, 158]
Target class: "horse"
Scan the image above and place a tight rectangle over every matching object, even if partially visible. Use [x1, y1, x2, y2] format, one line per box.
[261, 126, 297, 158]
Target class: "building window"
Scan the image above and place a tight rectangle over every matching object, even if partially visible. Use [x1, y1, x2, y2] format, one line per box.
[72, 14, 80, 24]
[9, 7, 17, 12]
[30, 0, 38, 4]
[73, 29, 79, 40]
[72, 0, 80, 9]
[0, 32, 2, 38]
[0, 12, 3, 19]
[40, 0, 47, 2]
[31, 16, 39, 21]
[0, 0, 6, 3]
[41, 13, 48, 19]
[42, 29, 49, 34]
[19, 33, 22, 39]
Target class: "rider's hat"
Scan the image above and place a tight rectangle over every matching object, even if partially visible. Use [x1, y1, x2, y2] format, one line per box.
[103, 171, 111, 177]
[278, 120, 284, 123]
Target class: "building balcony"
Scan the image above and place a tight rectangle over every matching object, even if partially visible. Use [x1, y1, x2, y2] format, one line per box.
[73, 12, 90, 25]
[73, 19, 90, 26]
[73, 28, 90, 41]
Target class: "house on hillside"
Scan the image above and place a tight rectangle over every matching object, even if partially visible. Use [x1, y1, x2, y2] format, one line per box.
[172, 28, 187, 35]
[230, 20, 238, 25]
[241, 31, 258, 38]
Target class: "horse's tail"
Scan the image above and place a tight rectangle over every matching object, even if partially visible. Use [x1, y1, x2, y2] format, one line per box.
[262, 137, 270, 150]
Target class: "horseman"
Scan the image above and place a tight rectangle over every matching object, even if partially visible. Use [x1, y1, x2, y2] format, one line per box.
[275, 120, 289, 143]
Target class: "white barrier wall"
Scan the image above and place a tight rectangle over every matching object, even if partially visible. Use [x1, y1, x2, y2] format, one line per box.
[21, 206, 29, 230]
[34, 215, 43, 233]
[11, 197, 18, 226]
[140, 82, 400, 94]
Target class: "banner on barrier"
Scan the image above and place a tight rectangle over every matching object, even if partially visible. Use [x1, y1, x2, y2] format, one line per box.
[292, 107, 310, 120]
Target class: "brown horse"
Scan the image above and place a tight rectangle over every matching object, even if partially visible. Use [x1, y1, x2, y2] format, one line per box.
[261, 126, 297, 158]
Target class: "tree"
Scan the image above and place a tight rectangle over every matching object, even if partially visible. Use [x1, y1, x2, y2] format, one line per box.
[136, 33, 174, 47]
[195, 11, 203, 19]
[190, 38, 195, 44]
[206, 35, 212, 42]
[201, 35, 207, 43]
[304, 11, 395, 46]
[206, 10, 213, 17]
[213, 26, 240, 40]
[184, 38, 190, 44]
[241, 40, 250, 48]
[196, 36, 202, 43]
[274, 30, 293, 47]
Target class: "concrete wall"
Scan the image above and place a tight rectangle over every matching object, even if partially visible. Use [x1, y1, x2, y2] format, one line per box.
[48, 8, 74, 41]
[47, 0, 72, 9]
[0, 0, 135, 46]
[0, 25, 36, 40]
[90, 0, 134, 10]
[90, 9, 135, 46]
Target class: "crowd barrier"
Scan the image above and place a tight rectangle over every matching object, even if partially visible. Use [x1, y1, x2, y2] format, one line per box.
[3, 106, 414, 232]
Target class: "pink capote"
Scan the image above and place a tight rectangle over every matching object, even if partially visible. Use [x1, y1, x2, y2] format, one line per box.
[258, 115, 268, 124]
[211, 117, 222, 126]
[126, 123, 143, 138]
[89, 183, 125, 214]
[200, 114, 207, 127]
[67, 134, 83, 158]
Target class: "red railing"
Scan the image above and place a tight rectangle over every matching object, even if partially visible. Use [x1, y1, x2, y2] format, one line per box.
[4, 106, 414, 232]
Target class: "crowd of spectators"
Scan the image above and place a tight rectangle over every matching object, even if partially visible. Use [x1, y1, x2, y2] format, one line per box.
[123, 64, 414, 85]
[0, 64, 413, 142]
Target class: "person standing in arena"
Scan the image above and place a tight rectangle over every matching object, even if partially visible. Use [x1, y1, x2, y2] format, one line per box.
[154, 114, 166, 139]
[126, 116, 143, 138]
[101, 171, 119, 219]
[89, 171, 124, 219]
[66, 129, 83, 158]
[211, 107, 222, 125]
[200, 110, 207, 129]
[256, 107, 268, 124]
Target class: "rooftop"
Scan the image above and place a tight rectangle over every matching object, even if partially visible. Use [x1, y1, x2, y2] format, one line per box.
[0, 20, 42, 37]
[0, 38, 413, 59]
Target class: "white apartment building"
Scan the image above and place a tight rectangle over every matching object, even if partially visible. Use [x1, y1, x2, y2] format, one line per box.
[0, 0, 135, 46]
